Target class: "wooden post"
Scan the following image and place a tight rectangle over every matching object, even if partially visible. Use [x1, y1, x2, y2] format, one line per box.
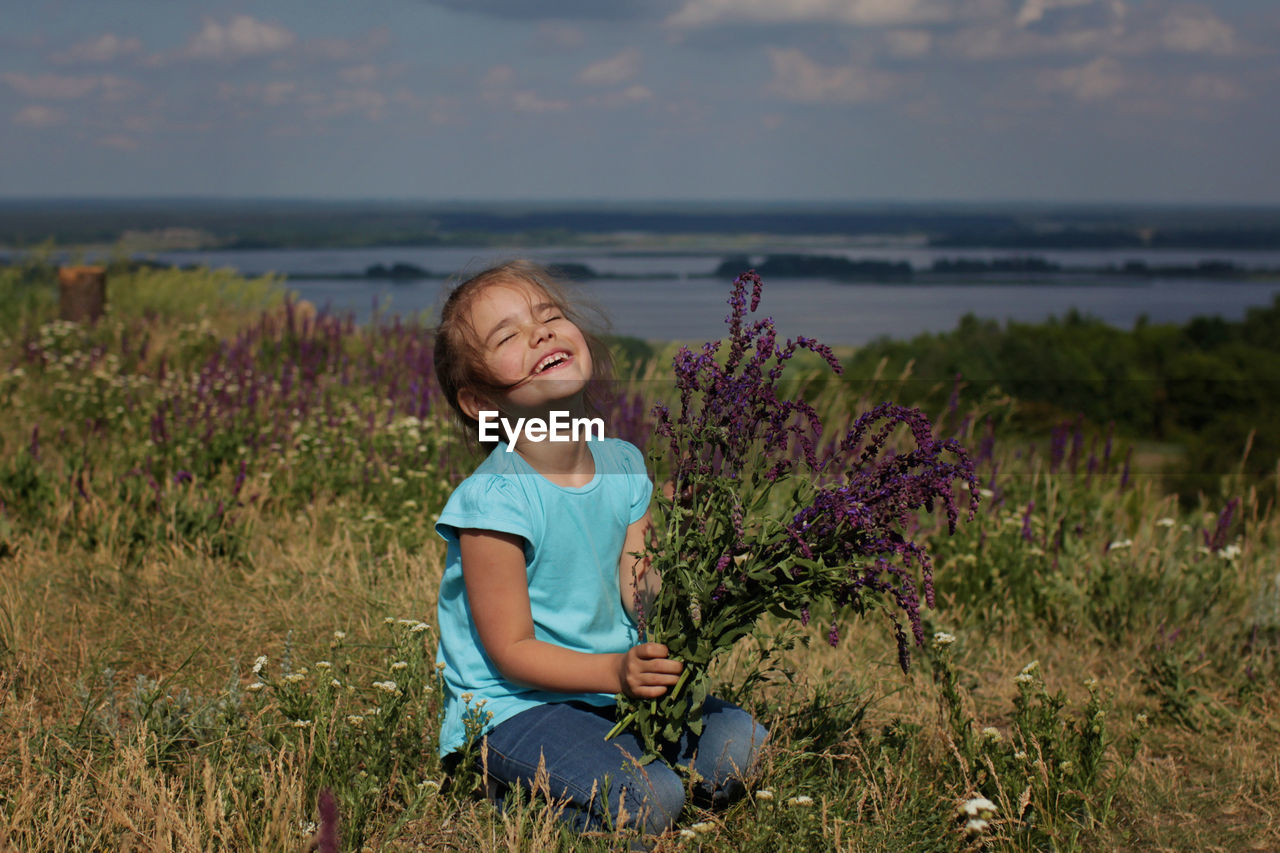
[58, 266, 107, 323]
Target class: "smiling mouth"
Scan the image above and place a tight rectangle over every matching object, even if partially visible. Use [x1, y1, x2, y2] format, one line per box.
[531, 352, 571, 375]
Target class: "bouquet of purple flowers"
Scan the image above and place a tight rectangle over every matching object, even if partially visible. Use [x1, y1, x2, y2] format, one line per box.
[610, 271, 979, 759]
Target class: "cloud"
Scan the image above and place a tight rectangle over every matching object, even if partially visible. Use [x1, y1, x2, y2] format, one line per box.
[415, 0, 676, 20]
[479, 64, 571, 114]
[51, 33, 143, 64]
[668, 0, 954, 28]
[577, 49, 641, 86]
[1158, 7, 1236, 55]
[180, 15, 296, 60]
[98, 134, 140, 151]
[1183, 73, 1244, 102]
[0, 72, 129, 100]
[219, 81, 300, 108]
[766, 48, 898, 103]
[1039, 56, 1126, 101]
[339, 65, 380, 85]
[14, 104, 64, 128]
[884, 29, 933, 57]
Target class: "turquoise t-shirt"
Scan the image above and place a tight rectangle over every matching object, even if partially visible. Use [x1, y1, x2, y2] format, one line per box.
[433, 437, 653, 757]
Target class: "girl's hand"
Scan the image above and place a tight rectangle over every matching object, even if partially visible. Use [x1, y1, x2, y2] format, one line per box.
[618, 643, 683, 699]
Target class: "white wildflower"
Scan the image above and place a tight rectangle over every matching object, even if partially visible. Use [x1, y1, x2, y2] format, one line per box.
[787, 795, 814, 807]
[1083, 676, 1098, 689]
[979, 488, 995, 498]
[756, 788, 775, 801]
[965, 818, 990, 836]
[373, 680, 401, 695]
[1136, 712, 1149, 727]
[932, 631, 956, 649]
[1014, 672, 1035, 685]
[961, 797, 997, 818]
[247, 681, 265, 693]
[981, 727, 1002, 744]
[410, 622, 430, 633]
[1060, 760, 1074, 773]
[1155, 517, 1176, 527]
[1014, 750, 1027, 761]
[252, 655, 268, 675]
[1108, 539, 1133, 551]
[346, 715, 365, 726]
[292, 719, 312, 728]
[315, 660, 332, 670]
[678, 829, 697, 840]
[332, 630, 347, 641]
[460, 692, 474, 703]
[1019, 660, 1040, 676]
[691, 821, 714, 834]
[284, 672, 305, 684]
[418, 779, 441, 791]
[391, 661, 409, 671]
[1220, 543, 1242, 561]
[384, 616, 397, 624]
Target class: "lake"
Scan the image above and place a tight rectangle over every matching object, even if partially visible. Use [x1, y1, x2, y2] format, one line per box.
[146, 245, 1280, 347]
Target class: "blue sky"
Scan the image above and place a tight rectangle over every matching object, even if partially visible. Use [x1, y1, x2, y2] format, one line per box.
[2, 0, 1277, 203]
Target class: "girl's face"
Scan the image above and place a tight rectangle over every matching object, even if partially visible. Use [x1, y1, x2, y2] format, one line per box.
[464, 280, 593, 416]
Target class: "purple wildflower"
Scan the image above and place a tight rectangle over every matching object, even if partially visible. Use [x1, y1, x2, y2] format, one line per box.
[1204, 498, 1239, 553]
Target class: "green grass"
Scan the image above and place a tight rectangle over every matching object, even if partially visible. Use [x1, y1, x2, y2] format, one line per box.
[0, 265, 1277, 851]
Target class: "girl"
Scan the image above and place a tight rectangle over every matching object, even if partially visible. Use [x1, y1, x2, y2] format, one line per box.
[431, 261, 767, 839]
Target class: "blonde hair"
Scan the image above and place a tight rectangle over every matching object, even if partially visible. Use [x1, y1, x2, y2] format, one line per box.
[433, 260, 616, 446]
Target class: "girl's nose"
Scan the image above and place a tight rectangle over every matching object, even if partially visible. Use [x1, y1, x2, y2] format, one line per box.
[529, 319, 554, 345]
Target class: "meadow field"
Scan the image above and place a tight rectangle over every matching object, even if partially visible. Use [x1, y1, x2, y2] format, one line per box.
[0, 260, 1277, 851]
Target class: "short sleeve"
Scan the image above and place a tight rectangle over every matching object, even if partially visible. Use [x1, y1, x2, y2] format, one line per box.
[615, 440, 653, 524]
[435, 473, 534, 547]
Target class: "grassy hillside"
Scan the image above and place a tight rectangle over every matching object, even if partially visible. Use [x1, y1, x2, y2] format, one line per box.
[0, 265, 1276, 851]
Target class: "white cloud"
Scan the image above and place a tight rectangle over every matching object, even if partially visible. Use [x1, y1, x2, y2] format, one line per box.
[885, 29, 933, 57]
[1184, 73, 1244, 102]
[1015, 0, 1098, 29]
[14, 104, 64, 128]
[0, 72, 124, 100]
[181, 15, 296, 60]
[482, 65, 516, 88]
[668, 0, 953, 28]
[1158, 7, 1236, 55]
[339, 65, 380, 85]
[51, 33, 143, 64]
[577, 49, 642, 86]
[585, 84, 654, 108]
[1040, 56, 1126, 100]
[766, 48, 898, 103]
[511, 90, 572, 113]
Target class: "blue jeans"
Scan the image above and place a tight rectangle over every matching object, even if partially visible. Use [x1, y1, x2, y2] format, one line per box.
[478, 697, 767, 836]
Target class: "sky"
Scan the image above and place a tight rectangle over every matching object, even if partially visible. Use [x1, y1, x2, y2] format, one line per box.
[2, 0, 1278, 204]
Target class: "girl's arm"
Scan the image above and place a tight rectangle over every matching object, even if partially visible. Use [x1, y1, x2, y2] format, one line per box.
[619, 510, 660, 623]
[460, 528, 682, 699]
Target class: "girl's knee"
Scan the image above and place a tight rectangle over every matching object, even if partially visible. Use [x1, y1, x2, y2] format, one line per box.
[618, 765, 685, 835]
[704, 702, 769, 776]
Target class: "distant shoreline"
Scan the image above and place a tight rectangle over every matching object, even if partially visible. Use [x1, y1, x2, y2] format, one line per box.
[2, 199, 1279, 253]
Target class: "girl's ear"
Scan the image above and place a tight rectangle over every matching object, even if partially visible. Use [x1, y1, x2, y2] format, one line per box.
[456, 387, 491, 422]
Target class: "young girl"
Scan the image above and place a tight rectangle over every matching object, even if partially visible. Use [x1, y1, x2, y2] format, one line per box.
[431, 261, 767, 838]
